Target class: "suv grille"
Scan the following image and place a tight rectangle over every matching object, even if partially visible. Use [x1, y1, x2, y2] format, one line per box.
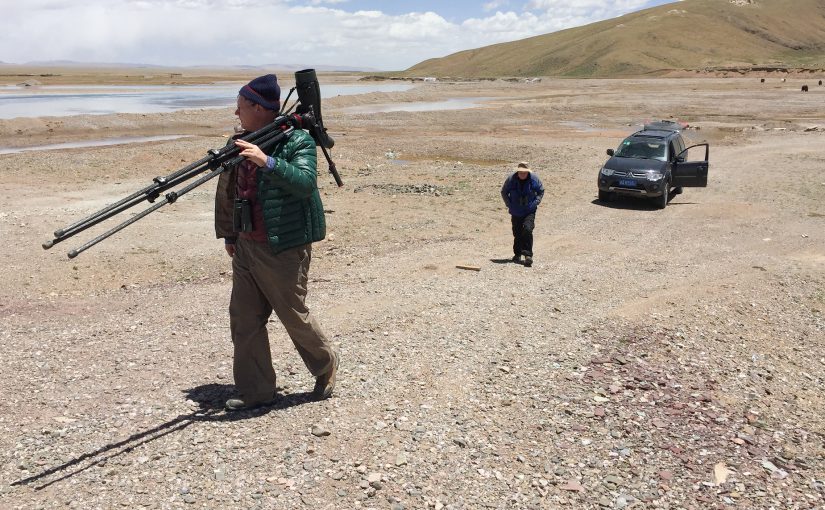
[613, 170, 648, 178]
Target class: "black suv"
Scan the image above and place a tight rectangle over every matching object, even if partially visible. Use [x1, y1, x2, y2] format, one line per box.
[597, 121, 709, 209]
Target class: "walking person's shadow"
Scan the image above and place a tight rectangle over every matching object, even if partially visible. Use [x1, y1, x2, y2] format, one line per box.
[12, 383, 315, 490]
[184, 383, 315, 412]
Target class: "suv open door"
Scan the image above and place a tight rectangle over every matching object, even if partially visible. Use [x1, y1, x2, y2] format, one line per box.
[672, 144, 709, 187]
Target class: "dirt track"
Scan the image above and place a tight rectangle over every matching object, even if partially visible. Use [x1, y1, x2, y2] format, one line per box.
[1, 77, 823, 509]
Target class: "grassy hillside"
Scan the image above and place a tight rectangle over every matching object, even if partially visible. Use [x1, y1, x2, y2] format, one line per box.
[405, 0, 825, 77]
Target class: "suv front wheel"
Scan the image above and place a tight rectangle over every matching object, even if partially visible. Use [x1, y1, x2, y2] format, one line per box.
[655, 185, 669, 209]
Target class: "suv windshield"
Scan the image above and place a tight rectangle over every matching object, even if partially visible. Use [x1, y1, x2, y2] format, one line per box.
[615, 139, 667, 161]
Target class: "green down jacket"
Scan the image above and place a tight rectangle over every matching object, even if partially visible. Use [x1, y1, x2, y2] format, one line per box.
[215, 128, 326, 253]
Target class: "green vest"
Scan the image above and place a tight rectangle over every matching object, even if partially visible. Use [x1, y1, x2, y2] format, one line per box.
[258, 129, 326, 253]
[214, 129, 326, 253]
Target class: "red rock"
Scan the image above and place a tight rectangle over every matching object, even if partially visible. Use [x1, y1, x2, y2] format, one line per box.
[659, 470, 673, 480]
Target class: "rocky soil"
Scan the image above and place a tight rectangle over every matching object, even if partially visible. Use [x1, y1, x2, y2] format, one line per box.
[1, 76, 823, 509]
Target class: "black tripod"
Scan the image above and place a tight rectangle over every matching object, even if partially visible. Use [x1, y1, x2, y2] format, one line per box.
[43, 110, 340, 258]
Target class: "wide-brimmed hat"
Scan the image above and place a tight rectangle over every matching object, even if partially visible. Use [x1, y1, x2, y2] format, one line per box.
[516, 161, 531, 172]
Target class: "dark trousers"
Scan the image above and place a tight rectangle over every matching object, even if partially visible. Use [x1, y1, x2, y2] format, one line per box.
[511, 213, 535, 257]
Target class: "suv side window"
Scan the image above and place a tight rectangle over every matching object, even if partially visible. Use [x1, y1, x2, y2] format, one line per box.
[674, 135, 686, 157]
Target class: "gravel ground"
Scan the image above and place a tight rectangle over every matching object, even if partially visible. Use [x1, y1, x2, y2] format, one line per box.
[1, 77, 823, 509]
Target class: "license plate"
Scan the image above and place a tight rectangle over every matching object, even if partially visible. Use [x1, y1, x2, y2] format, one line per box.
[618, 179, 637, 187]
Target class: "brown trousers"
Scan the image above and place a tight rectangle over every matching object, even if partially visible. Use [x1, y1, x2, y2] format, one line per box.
[229, 239, 335, 400]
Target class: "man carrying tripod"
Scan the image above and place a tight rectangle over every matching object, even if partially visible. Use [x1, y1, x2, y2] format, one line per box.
[214, 74, 339, 411]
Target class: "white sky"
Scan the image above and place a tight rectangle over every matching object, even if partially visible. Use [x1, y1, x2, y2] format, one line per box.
[0, 0, 674, 70]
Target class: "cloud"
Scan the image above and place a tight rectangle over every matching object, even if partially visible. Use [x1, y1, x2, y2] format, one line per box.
[526, 0, 650, 9]
[525, 0, 652, 18]
[482, 0, 511, 12]
[0, 0, 659, 70]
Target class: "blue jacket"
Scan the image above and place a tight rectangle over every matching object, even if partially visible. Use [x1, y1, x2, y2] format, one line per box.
[501, 172, 544, 217]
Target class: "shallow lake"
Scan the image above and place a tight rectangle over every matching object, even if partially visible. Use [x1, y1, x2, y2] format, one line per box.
[0, 83, 414, 119]
[0, 135, 193, 155]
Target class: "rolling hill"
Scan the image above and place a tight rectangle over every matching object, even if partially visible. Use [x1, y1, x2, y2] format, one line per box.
[405, 0, 825, 77]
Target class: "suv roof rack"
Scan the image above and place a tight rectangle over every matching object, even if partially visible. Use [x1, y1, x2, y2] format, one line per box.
[642, 120, 684, 132]
[631, 133, 668, 141]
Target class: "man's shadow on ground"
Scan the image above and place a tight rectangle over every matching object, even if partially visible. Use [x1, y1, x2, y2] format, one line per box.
[12, 383, 315, 490]
[491, 257, 536, 267]
[184, 383, 315, 412]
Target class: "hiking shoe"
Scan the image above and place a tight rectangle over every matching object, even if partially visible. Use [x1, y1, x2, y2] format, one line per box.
[225, 392, 277, 412]
[313, 352, 340, 400]
[523, 256, 533, 267]
[511, 254, 521, 263]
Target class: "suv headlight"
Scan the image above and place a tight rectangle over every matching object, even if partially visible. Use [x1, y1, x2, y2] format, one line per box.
[646, 171, 664, 181]
[600, 167, 614, 176]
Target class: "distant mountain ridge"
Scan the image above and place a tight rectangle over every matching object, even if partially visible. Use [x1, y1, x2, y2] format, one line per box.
[2, 61, 377, 73]
[405, 0, 825, 77]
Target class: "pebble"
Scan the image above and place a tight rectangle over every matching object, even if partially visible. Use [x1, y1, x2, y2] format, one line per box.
[604, 475, 622, 486]
[311, 425, 331, 437]
[561, 480, 584, 492]
[615, 495, 634, 509]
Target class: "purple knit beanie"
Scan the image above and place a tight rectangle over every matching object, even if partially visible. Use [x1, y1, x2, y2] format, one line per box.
[239, 74, 280, 111]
